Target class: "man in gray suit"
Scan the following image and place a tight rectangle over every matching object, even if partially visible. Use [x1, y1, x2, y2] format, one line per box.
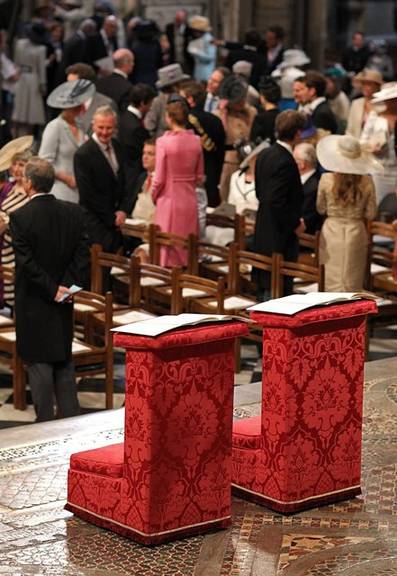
[66, 62, 117, 134]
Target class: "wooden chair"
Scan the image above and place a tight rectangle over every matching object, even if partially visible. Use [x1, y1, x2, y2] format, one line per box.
[171, 271, 226, 314]
[131, 257, 174, 314]
[367, 221, 396, 293]
[366, 221, 397, 330]
[274, 253, 325, 299]
[189, 236, 232, 287]
[120, 218, 149, 243]
[0, 267, 23, 409]
[298, 231, 320, 267]
[148, 224, 196, 272]
[73, 290, 114, 410]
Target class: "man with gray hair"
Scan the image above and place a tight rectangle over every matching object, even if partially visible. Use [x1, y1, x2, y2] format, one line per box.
[293, 142, 323, 234]
[96, 48, 134, 112]
[74, 105, 133, 251]
[10, 157, 89, 422]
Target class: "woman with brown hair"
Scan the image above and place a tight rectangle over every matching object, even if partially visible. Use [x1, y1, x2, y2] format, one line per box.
[152, 95, 204, 266]
[316, 134, 382, 291]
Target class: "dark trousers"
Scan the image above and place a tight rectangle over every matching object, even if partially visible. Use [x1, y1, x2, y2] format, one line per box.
[27, 359, 80, 422]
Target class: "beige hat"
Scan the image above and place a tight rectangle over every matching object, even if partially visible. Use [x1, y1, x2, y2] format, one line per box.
[355, 68, 383, 86]
[189, 15, 212, 33]
[317, 135, 383, 175]
[371, 81, 397, 104]
[0, 136, 33, 173]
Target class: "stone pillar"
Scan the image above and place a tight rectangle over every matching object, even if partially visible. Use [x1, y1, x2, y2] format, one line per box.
[306, 0, 328, 70]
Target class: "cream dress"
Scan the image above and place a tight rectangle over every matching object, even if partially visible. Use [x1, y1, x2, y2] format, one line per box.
[317, 172, 377, 292]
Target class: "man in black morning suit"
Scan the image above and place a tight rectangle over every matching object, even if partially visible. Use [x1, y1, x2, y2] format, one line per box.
[96, 49, 134, 113]
[74, 105, 134, 252]
[117, 83, 156, 192]
[254, 110, 307, 298]
[10, 157, 89, 422]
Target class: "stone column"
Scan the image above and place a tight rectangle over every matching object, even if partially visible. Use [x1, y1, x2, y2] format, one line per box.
[306, 0, 328, 70]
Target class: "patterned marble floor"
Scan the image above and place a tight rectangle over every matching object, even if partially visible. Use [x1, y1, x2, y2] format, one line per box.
[0, 354, 395, 575]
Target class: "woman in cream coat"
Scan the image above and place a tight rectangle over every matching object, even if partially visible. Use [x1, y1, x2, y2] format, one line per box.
[316, 135, 381, 292]
[39, 79, 95, 203]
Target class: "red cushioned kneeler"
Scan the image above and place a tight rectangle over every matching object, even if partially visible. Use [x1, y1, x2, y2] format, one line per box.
[232, 300, 377, 513]
[66, 321, 248, 545]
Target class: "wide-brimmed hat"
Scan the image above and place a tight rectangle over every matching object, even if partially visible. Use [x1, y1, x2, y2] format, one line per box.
[371, 81, 397, 104]
[317, 134, 383, 175]
[279, 49, 310, 69]
[240, 140, 270, 169]
[219, 74, 248, 103]
[155, 64, 189, 89]
[0, 136, 33, 173]
[355, 68, 383, 86]
[27, 22, 49, 45]
[189, 16, 212, 33]
[47, 79, 96, 109]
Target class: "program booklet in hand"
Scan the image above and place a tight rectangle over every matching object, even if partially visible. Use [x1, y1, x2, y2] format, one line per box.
[247, 292, 377, 316]
[111, 313, 248, 337]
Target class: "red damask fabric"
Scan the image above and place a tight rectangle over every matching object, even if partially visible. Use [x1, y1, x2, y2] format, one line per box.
[70, 444, 124, 478]
[66, 321, 248, 544]
[232, 301, 377, 513]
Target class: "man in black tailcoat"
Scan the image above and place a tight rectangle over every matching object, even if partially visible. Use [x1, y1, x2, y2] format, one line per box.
[74, 105, 134, 252]
[180, 80, 225, 207]
[254, 110, 306, 298]
[117, 82, 156, 192]
[10, 157, 89, 422]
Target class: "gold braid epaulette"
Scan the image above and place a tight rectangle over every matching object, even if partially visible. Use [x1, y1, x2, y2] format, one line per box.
[189, 113, 216, 152]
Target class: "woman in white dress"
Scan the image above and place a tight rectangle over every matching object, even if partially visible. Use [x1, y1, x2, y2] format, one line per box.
[12, 23, 48, 135]
[39, 79, 95, 203]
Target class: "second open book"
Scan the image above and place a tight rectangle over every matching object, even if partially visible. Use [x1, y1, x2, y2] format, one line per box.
[247, 292, 377, 316]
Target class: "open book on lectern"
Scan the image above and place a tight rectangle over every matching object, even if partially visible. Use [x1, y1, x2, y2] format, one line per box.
[111, 313, 249, 337]
[247, 292, 377, 316]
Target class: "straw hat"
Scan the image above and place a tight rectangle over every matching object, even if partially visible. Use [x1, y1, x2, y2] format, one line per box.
[47, 79, 96, 109]
[189, 16, 212, 33]
[0, 136, 33, 173]
[317, 135, 383, 175]
[355, 68, 383, 86]
[371, 81, 397, 104]
[240, 140, 270, 169]
[156, 64, 189, 89]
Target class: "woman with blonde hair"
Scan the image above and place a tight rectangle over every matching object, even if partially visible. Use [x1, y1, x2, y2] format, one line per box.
[316, 134, 382, 291]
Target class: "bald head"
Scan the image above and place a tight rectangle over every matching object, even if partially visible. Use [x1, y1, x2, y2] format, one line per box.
[103, 15, 117, 38]
[113, 48, 134, 75]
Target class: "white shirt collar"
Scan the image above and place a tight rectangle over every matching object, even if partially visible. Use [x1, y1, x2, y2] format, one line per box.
[276, 140, 293, 155]
[92, 133, 111, 150]
[300, 168, 316, 184]
[31, 192, 49, 199]
[306, 96, 326, 113]
[113, 68, 127, 79]
[127, 105, 142, 119]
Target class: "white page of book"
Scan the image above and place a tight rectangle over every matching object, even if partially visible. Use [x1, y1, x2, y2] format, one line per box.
[248, 292, 363, 315]
[112, 313, 234, 337]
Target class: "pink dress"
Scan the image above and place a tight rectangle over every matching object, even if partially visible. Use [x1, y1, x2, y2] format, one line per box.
[152, 129, 204, 267]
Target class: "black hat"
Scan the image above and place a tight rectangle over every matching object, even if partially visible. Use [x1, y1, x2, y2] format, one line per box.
[218, 74, 248, 103]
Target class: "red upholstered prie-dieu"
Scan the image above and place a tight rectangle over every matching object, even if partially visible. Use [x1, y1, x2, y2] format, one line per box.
[232, 300, 377, 513]
[66, 321, 248, 545]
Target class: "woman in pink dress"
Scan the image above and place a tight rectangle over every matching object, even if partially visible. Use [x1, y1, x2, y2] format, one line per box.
[152, 95, 204, 266]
